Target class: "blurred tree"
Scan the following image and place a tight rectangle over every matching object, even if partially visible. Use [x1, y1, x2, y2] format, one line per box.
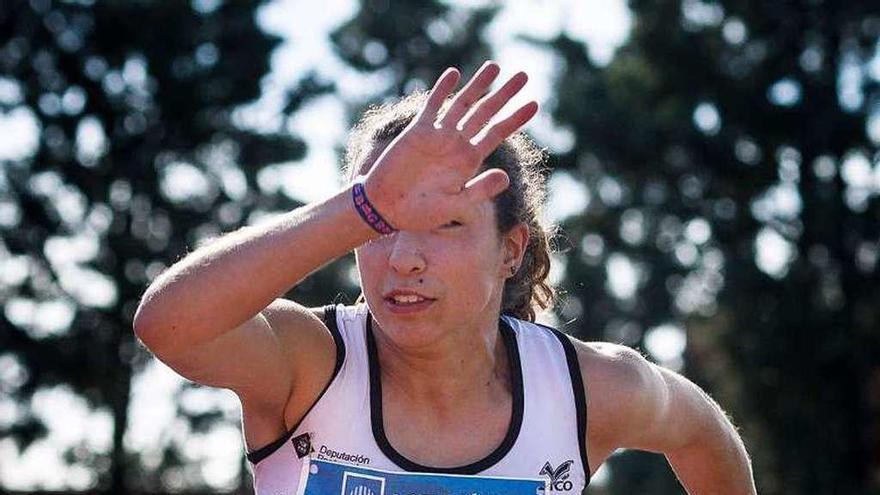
[329, 0, 499, 119]
[541, 1, 879, 494]
[0, 0, 337, 492]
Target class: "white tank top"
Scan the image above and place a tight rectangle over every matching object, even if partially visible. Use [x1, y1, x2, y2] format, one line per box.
[246, 304, 590, 495]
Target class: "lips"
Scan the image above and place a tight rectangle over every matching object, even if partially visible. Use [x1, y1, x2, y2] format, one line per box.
[383, 289, 435, 303]
[382, 289, 436, 314]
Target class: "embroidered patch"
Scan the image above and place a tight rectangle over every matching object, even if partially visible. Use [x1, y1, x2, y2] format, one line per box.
[292, 433, 313, 459]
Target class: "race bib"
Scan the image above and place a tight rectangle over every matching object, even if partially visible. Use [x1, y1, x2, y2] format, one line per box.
[296, 458, 547, 495]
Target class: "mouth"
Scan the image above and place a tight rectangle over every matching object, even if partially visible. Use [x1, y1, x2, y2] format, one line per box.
[383, 292, 437, 313]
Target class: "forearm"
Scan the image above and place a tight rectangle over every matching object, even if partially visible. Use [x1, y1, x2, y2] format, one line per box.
[665, 413, 756, 494]
[133, 184, 376, 352]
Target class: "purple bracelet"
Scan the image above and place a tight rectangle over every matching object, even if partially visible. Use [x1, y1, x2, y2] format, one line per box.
[352, 177, 396, 235]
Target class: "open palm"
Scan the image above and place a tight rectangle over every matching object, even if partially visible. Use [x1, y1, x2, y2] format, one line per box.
[362, 62, 538, 231]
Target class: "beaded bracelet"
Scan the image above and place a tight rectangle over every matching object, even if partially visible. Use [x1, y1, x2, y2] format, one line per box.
[352, 177, 397, 235]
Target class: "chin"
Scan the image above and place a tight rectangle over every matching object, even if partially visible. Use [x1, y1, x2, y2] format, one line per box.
[375, 318, 448, 350]
[373, 310, 444, 348]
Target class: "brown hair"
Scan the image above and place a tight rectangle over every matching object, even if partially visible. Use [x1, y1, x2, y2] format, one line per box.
[344, 91, 556, 321]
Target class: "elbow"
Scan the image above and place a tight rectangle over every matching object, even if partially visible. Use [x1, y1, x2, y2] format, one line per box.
[132, 307, 181, 359]
[132, 294, 170, 353]
[132, 291, 214, 359]
[132, 297, 156, 345]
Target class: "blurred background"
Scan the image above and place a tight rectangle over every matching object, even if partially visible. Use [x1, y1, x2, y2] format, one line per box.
[1, 0, 878, 493]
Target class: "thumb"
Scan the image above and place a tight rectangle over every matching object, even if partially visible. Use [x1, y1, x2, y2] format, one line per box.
[463, 168, 510, 203]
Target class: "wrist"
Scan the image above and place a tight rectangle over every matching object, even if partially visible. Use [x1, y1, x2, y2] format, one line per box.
[352, 176, 397, 235]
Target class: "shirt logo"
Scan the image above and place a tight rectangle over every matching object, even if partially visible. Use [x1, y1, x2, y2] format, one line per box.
[539, 460, 574, 491]
[293, 433, 313, 459]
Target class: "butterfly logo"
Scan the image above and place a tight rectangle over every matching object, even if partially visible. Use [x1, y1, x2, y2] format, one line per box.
[539, 460, 574, 491]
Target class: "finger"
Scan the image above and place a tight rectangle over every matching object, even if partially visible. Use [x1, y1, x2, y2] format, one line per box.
[438, 61, 501, 128]
[416, 67, 461, 124]
[461, 71, 528, 138]
[462, 168, 511, 203]
[473, 101, 539, 158]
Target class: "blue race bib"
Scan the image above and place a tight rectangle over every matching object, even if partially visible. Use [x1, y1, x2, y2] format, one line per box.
[297, 458, 547, 495]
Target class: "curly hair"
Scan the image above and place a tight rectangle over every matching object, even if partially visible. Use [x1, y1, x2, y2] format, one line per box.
[343, 91, 556, 321]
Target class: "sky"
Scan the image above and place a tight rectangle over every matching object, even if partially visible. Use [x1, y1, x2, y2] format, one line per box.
[0, 0, 635, 490]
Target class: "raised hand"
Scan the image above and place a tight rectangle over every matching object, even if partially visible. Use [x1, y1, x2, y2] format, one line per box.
[362, 61, 538, 232]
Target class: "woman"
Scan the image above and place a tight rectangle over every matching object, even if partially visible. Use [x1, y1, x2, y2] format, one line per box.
[134, 62, 756, 494]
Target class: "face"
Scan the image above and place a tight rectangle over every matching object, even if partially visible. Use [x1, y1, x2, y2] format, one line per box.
[353, 144, 528, 348]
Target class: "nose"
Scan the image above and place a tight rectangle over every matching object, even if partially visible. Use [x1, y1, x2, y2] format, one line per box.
[388, 231, 427, 275]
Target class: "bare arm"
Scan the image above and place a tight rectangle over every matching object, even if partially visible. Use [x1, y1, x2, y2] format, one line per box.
[580, 342, 756, 494]
[132, 188, 378, 421]
[133, 189, 376, 358]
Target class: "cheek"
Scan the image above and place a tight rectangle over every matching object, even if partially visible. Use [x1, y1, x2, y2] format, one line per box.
[356, 236, 391, 262]
[355, 245, 385, 285]
[446, 239, 504, 290]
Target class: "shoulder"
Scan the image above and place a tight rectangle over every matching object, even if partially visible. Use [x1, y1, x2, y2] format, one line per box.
[261, 298, 328, 330]
[530, 325, 651, 396]
[260, 300, 350, 356]
[555, 333, 737, 471]
[521, 322, 653, 398]
[562, 338, 668, 451]
[562, 337, 656, 396]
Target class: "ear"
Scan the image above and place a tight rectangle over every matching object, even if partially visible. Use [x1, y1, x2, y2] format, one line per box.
[499, 222, 529, 277]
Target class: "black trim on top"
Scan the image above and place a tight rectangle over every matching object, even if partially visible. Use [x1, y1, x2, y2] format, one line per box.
[245, 427, 293, 465]
[542, 324, 591, 483]
[365, 313, 525, 474]
[246, 304, 347, 465]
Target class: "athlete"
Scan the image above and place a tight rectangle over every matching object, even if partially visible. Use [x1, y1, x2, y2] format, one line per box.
[133, 61, 757, 494]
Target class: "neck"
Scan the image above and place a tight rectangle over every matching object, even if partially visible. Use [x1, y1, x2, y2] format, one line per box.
[371, 312, 511, 415]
